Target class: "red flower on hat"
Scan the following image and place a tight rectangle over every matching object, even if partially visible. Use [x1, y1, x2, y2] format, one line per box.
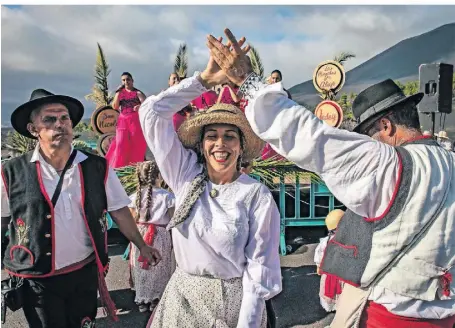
[17, 218, 25, 227]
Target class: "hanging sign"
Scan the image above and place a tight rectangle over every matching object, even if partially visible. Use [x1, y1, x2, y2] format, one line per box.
[313, 60, 346, 93]
[91, 105, 119, 135]
[97, 133, 116, 156]
[315, 100, 344, 128]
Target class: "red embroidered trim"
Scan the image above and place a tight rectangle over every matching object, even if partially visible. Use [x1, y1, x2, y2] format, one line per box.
[441, 272, 453, 297]
[9, 245, 34, 265]
[36, 161, 56, 274]
[78, 165, 118, 322]
[364, 151, 403, 222]
[328, 240, 358, 257]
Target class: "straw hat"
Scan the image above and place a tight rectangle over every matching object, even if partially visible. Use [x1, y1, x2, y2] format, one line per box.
[438, 130, 449, 139]
[325, 209, 345, 230]
[177, 103, 265, 161]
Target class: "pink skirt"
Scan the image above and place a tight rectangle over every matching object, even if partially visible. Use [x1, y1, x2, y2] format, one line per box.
[105, 112, 147, 168]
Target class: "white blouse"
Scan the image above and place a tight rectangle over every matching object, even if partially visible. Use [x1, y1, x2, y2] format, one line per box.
[128, 187, 175, 225]
[138, 74, 282, 328]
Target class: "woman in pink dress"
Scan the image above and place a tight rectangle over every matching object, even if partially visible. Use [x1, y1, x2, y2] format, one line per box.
[105, 72, 147, 168]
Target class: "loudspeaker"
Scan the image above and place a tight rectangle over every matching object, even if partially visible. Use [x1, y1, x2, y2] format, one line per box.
[418, 63, 453, 114]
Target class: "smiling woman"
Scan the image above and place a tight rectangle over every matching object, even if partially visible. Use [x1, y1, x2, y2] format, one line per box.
[138, 65, 282, 326]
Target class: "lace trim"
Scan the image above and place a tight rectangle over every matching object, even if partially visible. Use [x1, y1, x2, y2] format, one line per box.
[239, 72, 266, 100]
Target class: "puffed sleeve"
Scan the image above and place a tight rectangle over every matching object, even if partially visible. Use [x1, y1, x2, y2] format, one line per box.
[237, 186, 282, 328]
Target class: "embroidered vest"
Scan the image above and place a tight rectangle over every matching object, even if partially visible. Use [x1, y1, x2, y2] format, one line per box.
[1, 151, 109, 277]
[321, 139, 455, 301]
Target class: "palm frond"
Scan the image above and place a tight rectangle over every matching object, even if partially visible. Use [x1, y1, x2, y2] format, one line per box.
[251, 155, 323, 187]
[174, 43, 188, 79]
[85, 43, 113, 108]
[3, 131, 37, 157]
[333, 52, 356, 65]
[249, 45, 264, 79]
[114, 165, 138, 195]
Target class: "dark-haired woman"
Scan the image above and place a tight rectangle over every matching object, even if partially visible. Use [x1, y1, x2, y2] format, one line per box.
[105, 72, 147, 168]
[128, 161, 175, 313]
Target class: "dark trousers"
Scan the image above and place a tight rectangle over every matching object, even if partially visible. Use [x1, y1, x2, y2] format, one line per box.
[22, 261, 98, 328]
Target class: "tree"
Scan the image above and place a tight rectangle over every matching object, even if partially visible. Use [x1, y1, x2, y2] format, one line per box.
[174, 43, 188, 79]
[85, 43, 113, 109]
[249, 45, 264, 79]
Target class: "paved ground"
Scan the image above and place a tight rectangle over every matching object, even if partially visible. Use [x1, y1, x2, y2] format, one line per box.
[2, 232, 333, 328]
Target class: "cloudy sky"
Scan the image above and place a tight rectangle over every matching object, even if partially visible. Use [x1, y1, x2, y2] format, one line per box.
[2, 5, 455, 125]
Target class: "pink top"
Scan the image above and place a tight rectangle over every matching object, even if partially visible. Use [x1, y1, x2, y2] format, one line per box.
[119, 89, 141, 115]
[261, 143, 284, 161]
[191, 91, 218, 110]
[173, 112, 187, 131]
[219, 86, 240, 106]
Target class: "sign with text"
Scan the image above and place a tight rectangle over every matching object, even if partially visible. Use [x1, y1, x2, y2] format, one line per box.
[91, 105, 119, 135]
[97, 133, 115, 156]
[313, 60, 345, 93]
[315, 100, 344, 128]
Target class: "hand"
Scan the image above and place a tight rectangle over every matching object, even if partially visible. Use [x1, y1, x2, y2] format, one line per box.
[139, 244, 162, 266]
[206, 28, 253, 86]
[133, 104, 141, 112]
[200, 34, 250, 88]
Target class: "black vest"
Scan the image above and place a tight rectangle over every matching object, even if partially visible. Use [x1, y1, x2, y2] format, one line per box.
[321, 139, 441, 286]
[2, 151, 109, 277]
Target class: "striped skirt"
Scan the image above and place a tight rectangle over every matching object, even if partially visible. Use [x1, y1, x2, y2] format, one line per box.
[147, 267, 267, 328]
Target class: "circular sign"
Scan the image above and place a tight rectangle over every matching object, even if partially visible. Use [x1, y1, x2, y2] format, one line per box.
[314, 100, 344, 128]
[313, 60, 346, 93]
[91, 105, 119, 135]
[97, 133, 115, 156]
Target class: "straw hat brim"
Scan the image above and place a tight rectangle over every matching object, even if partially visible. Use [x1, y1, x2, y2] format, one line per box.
[177, 104, 265, 162]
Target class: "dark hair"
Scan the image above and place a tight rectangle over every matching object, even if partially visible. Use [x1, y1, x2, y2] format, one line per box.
[197, 125, 245, 170]
[169, 72, 180, 79]
[121, 72, 133, 79]
[271, 70, 282, 80]
[362, 102, 421, 136]
[135, 161, 161, 222]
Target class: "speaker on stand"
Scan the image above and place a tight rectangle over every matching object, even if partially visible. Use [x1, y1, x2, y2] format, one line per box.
[417, 63, 453, 136]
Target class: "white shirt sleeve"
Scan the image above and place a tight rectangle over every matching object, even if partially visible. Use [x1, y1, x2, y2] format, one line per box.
[106, 167, 132, 211]
[244, 81, 400, 219]
[314, 236, 330, 266]
[138, 75, 208, 194]
[237, 187, 282, 328]
[128, 193, 137, 209]
[1, 171, 10, 217]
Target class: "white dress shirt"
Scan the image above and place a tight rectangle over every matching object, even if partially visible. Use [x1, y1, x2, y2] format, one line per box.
[1, 145, 131, 269]
[139, 75, 282, 328]
[243, 80, 454, 319]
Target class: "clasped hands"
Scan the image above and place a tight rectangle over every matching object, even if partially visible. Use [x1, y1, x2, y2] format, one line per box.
[198, 28, 254, 89]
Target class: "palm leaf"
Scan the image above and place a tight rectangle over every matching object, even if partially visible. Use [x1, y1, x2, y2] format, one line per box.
[333, 51, 356, 65]
[3, 131, 37, 157]
[174, 43, 188, 79]
[85, 43, 114, 108]
[249, 45, 264, 79]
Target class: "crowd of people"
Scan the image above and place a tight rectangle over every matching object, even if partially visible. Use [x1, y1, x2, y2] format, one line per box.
[1, 27, 454, 328]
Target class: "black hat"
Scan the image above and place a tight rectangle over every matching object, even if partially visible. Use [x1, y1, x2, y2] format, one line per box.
[11, 89, 84, 139]
[352, 79, 423, 133]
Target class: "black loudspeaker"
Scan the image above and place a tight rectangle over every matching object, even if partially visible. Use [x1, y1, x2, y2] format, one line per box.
[418, 63, 453, 114]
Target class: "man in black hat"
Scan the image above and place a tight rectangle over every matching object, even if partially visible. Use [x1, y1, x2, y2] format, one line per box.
[1, 89, 161, 328]
[206, 29, 455, 327]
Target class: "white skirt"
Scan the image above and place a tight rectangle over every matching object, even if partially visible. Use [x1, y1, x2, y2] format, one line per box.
[148, 267, 267, 328]
[130, 225, 173, 304]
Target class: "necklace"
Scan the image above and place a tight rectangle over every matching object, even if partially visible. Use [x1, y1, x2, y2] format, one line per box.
[209, 189, 219, 198]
